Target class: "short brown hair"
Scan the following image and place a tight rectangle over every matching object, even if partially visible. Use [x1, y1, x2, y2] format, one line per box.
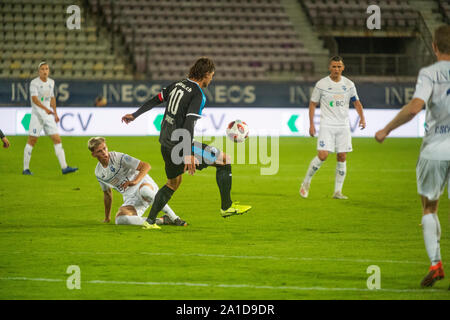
[434, 25, 450, 54]
[329, 56, 344, 65]
[88, 136, 105, 152]
[188, 57, 215, 80]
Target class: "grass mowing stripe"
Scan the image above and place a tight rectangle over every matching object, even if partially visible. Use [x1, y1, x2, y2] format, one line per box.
[0, 250, 428, 265]
[0, 277, 444, 293]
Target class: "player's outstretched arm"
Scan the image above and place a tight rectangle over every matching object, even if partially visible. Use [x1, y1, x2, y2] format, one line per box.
[353, 100, 366, 129]
[122, 94, 164, 124]
[308, 101, 318, 136]
[375, 98, 425, 143]
[103, 189, 112, 223]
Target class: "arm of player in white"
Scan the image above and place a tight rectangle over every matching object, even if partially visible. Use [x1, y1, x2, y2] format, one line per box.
[32, 96, 53, 115]
[120, 161, 151, 191]
[375, 98, 425, 143]
[353, 100, 366, 129]
[50, 97, 59, 122]
[103, 188, 112, 223]
[308, 101, 318, 137]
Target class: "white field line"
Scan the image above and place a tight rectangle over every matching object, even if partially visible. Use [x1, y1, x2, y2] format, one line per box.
[0, 276, 444, 294]
[0, 251, 428, 265]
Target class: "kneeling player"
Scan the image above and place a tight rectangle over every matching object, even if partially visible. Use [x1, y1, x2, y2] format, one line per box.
[88, 137, 187, 226]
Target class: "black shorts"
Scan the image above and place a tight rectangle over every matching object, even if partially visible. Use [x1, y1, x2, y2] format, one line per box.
[161, 141, 221, 179]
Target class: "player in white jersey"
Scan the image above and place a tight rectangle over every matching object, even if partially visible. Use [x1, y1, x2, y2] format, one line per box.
[88, 137, 187, 227]
[299, 56, 366, 199]
[376, 25, 450, 289]
[22, 62, 78, 175]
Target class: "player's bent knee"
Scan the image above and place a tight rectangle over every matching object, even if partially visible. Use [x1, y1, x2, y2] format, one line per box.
[421, 196, 439, 214]
[166, 177, 181, 191]
[139, 184, 156, 203]
[318, 151, 328, 161]
[50, 135, 62, 144]
[27, 136, 38, 146]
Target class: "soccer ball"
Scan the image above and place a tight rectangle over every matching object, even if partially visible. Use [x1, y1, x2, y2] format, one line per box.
[226, 120, 249, 143]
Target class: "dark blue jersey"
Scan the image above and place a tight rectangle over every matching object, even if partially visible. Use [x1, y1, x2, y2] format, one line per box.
[158, 79, 206, 148]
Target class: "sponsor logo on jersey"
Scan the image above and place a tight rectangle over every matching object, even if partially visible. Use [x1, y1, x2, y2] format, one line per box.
[434, 125, 450, 134]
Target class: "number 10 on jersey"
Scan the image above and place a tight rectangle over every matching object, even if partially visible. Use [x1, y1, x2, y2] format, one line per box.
[168, 89, 184, 115]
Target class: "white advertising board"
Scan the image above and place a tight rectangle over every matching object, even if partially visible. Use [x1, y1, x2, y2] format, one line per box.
[0, 107, 425, 138]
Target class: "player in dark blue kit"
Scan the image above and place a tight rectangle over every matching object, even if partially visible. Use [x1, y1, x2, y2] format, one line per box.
[121, 58, 251, 230]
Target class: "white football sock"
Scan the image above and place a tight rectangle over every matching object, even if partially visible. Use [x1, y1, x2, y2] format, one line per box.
[334, 161, 347, 193]
[115, 215, 146, 225]
[140, 185, 179, 221]
[162, 204, 179, 222]
[303, 156, 324, 184]
[54, 143, 67, 169]
[422, 213, 441, 265]
[23, 144, 33, 170]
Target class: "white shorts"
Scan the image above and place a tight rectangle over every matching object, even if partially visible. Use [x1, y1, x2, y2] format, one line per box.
[121, 175, 159, 217]
[29, 112, 59, 137]
[317, 126, 352, 153]
[416, 157, 450, 201]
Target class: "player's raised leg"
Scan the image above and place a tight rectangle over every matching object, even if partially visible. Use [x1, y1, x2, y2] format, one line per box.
[333, 152, 348, 199]
[50, 134, 78, 174]
[300, 150, 327, 198]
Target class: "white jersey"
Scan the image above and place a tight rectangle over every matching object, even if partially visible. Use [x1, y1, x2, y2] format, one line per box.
[413, 61, 450, 160]
[29, 77, 55, 116]
[95, 151, 142, 195]
[310, 75, 359, 127]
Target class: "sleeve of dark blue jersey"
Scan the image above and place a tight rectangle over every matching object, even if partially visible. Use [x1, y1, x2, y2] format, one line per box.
[0, 129, 4, 139]
[131, 84, 173, 119]
[183, 91, 204, 144]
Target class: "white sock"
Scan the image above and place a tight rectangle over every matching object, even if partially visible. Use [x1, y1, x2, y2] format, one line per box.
[54, 143, 67, 169]
[162, 204, 179, 222]
[140, 185, 179, 221]
[334, 161, 347, 193]
[115, 215, 146, 225]
[23, 144, 33, 170]
[422, 213, 441, 265]
[303, 156, 324, 184]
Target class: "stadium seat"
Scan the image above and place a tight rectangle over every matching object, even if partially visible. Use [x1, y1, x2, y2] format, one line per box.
[92, 0, 314, 80]
[0, 0, 131, 80]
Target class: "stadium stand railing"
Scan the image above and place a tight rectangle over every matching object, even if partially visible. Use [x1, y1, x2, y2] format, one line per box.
[88, 0, 317, 81]
[298, 0, 439, 77]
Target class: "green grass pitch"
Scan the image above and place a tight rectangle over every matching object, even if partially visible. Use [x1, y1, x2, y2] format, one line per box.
[0, 136, 448, 300]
